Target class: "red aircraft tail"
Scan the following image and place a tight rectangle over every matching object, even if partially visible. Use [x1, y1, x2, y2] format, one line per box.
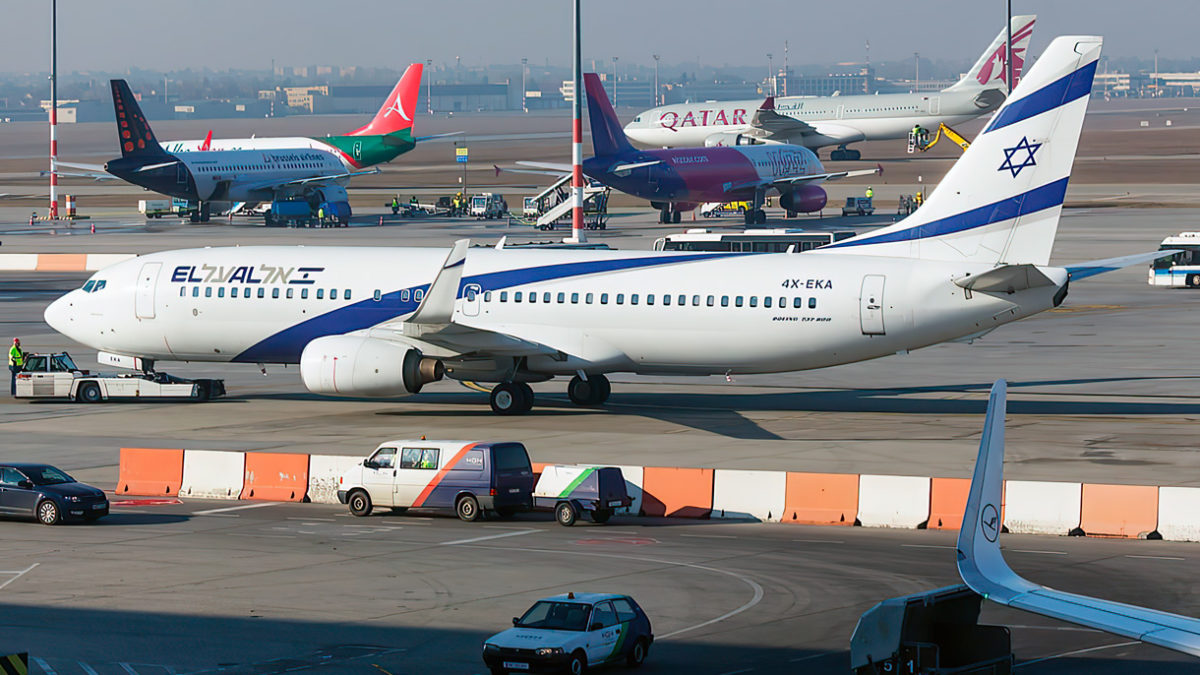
[347, 63, 423, 136]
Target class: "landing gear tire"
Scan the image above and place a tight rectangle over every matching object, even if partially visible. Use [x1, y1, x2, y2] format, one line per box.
[658, 207, 670, 224]
[199, 202, 211, 222]
[189, 211, 200, 223]
[556, 501, 578, 527]
[672, 210, 681, 223]
[347, 490, 372, 517]
[567, 374, 609, 406]
[456, 494, 481, 522]
[786, 209, 798, 219]
[490, 382, 533, 415]
[847, 149, 862, 160]
[754, 209, 767, 225]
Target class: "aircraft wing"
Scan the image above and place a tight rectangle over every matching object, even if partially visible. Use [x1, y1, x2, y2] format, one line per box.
[742, 98, 864, 144]
[517, 160, 574, 172]
[771, 165, 881, 187]
[957, 380, 1200, 658]
[241, 167, 381, 193]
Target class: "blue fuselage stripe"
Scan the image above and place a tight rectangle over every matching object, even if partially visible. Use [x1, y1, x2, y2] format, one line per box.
[823, 177, 1069, 250]
[231, 252, 741, 363]
[984, 61, 1097, 134]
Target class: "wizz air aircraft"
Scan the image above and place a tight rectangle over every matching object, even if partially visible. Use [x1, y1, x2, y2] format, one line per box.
[509, 73, 878, 225]
[67, 65, 426, 224]
[624, 16, 1035, 160]
[44, 36, 1160, 415]
[957, 380, 1200, 656]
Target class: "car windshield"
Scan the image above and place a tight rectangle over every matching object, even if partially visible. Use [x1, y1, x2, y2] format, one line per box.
[516, 601, 592, 631]
[24, 466, 75, 486]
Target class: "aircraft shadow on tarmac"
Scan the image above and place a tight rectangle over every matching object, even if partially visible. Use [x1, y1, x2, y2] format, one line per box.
[245, 375, 1200, 441]
[0, 602, 1190, 675]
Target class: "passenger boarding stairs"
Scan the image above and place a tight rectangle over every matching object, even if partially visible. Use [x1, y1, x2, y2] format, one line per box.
[529, 174, 610, 230]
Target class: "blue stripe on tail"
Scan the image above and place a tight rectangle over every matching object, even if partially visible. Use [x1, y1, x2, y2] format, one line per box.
[984, 61, 1097, 133]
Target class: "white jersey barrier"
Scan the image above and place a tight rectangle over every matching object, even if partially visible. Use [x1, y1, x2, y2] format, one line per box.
[307, 454, 365, 504]
[1003, 480, 1082, 535]
[857, 475, 931, 529]
[180, 449, 246, 500]
[1157, 487, 1200, 542]
[712, 469, 786, 522]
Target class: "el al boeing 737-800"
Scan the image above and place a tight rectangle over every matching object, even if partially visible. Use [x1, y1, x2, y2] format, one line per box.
[623, 16, 1035, 160]
[61, 64, 427, 224]
[45, 36, 1160, 415]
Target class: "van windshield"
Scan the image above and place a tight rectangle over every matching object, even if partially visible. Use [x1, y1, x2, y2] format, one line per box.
[492, 444, 530, 472]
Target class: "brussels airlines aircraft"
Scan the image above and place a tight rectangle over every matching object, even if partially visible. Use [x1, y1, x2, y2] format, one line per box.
[72, 65, 425, 224]
[624, 16, 1036, 160]
[46, 36, 1154, 416]
[511, 73, 878, 225]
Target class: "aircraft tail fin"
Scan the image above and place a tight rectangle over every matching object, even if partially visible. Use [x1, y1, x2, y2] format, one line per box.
[821, 36, 1100, 266]
[110, 79, 170, 160]
[947, 15, 1037, 92]
[583, 73, 635, 157]
[347, 63, 422, 137]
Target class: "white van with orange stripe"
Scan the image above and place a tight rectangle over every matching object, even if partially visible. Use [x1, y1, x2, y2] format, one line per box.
[337, 440, 535, 521]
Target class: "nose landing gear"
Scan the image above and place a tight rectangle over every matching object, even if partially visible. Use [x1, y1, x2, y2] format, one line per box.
[490, 381, 535, 415]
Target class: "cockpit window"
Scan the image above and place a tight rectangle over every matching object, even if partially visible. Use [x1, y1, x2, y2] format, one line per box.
[81, 280, 107, 293]
[634, 116, 641, 122]
[82, 280, 95, 292]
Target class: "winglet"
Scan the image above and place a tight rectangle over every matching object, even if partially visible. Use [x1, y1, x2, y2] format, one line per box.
[407, 239, 469, 325]
[957, 380, 1038, 603]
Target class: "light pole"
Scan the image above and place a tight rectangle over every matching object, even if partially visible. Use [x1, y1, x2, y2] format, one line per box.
[1006, 0, 1013, 93]
[1154, 48, 1159, 97]
[612, 57, 619, 107]
[521, 57, 528, 112]
[652, 53, 660, 106]
[48, 0, 58, 220]
[568, 0, 585, 243]
[426, 59, 433, 114]
[783, 41, 788, 97]
[767, 53, 774, 96]
[914, 52, 920, 92]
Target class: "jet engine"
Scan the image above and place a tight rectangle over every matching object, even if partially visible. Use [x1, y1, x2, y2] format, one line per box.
[779, 185, 828, 213]
[299, 335, 444, 397]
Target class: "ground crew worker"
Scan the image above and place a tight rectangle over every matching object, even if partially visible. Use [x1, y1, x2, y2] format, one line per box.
[391, 196, 400, 215]
[865, 186, 874, 200]
[915, 191, 924, 207]
[8, 338, 25, 396]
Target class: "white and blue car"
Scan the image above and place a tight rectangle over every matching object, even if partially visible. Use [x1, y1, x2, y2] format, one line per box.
[483, 593, 653, 675]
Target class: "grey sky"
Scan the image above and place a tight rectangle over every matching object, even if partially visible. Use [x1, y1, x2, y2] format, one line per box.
[1, 0, 1195, 75]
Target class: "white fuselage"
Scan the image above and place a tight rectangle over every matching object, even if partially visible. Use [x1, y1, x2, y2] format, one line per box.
[45, 246, 1064, 379]
[625, 88, 1001, 148]
[178, 147, 349, 202]
[161, 136, 340, 154]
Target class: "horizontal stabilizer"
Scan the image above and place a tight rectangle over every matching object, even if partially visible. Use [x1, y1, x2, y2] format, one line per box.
[954, 264, 1055, 293]
[408, 239, 470, 325]
[1066, 250, 1178, 280]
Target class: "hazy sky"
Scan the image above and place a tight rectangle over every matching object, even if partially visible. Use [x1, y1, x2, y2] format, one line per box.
[1, 0, 1196, 74]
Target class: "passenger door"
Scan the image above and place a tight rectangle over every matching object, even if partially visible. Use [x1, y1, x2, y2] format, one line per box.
[135, 262, 162, 320]
[395, 447, 442, 507]
[0, 468, 40, 515]
[860, 274, 886, 335]
[462, 283, 482, 317]
[361, 447, 397, 507]
[584, 601, 622, 666]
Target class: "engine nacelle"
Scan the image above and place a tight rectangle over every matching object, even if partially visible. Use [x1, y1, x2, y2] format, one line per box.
[779, 185, 828, 213]
[703, 132, 778, 147]
[299, 335, 443, 397]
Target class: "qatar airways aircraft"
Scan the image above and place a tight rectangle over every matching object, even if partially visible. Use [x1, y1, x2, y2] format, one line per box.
[45, 36, 1155, 416]
[624, 16, 1035, 160]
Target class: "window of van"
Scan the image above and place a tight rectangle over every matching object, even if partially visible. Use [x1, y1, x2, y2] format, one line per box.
[370, 447, 397, 469]
[492, 444, 531, 471]
[401, 447, 440, 470]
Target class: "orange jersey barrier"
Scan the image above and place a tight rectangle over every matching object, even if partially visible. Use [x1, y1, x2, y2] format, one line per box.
[640, 467, 713, 518]
[1080, 483, 1159, 538]
[784, 472, 859, 525]
[117, 447, 184, 496]
[36, 253, 88, 271]
[241, 452, 310, 502]
[928, 477, 973, 530]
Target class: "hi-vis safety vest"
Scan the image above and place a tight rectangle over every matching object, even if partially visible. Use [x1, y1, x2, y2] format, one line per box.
[8, 346, 24, 367]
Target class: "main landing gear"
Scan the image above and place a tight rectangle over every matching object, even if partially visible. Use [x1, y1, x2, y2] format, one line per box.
[486, 374, 612, 415]
[743, 187, 767, 226]
[658, 205, 682, 224]
[567, 374, 610, 406]
[829, 145, 862, 161]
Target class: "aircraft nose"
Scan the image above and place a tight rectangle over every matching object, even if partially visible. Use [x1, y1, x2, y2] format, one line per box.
[44, 292, 76, 337]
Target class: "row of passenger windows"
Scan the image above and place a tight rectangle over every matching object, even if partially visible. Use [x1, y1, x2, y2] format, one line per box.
[474, 289, 818, 310]
[196, 162, 322, 173]
[177, 286, 427, 303]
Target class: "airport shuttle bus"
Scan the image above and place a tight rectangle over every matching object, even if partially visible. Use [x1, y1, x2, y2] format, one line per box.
[1149, 233, 1200, 288]
[652, 228, 857, 253]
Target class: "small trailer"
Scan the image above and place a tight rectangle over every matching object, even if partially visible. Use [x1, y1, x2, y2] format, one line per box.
[533, 465, 632, 526]
[14, 352, 225, 402]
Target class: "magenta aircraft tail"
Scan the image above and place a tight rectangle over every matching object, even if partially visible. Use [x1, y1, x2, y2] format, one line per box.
[583, 73, 635, 158]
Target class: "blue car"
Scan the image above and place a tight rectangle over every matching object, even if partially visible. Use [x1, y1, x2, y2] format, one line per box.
[0, 463, 109, 525]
